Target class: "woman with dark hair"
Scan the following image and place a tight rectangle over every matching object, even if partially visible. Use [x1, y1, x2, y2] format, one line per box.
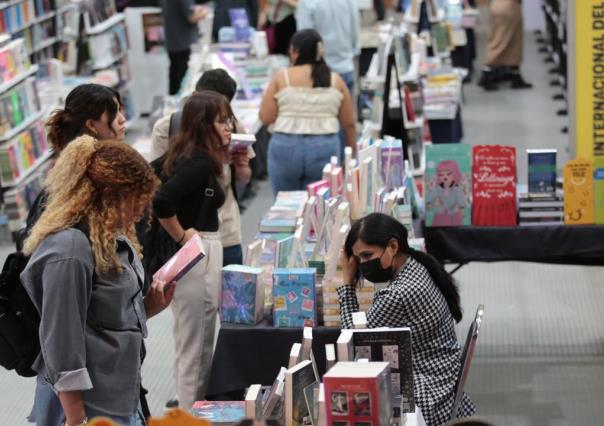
[22, 84, 126, 236]
[259, 29, 356, 195]
[340, 213, 476, 426]
[151, 91, 232, 409]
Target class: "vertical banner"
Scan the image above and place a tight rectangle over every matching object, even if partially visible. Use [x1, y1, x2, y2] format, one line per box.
[576, 1, 604, 159]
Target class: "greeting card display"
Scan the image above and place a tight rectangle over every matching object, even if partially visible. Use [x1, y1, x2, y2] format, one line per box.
[471, 145, 517, 226]
[563, 159, 594, 225]
[425, 144, 472, 227]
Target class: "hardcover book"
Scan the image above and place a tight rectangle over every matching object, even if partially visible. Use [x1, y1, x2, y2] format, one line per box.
[273, 268, 316, 328]
[220, 265, 264, 325]
[425, 143, 472, 227]
[595, 158, 604, 224]
[285, 360, 317, 426]
[471, 145, 517, 226]
[153, 233, 205, 283]
[323, 361, 393, 426]
[563, 159, 595, 225]
[527, 149, 557, 196]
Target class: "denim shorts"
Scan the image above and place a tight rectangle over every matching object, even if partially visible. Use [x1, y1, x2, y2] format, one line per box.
[268, 132, 340, 196]
[29, 376, 146, 426]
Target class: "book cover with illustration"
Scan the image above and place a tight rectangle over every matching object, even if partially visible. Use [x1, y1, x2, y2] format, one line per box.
[273, 268, 316, 328]
[595, 158, 604, 224]
[380, 139, 405, 191]
[285, 360, 317, 426]
[563, 159, 594, 225]
[220, 265, 264, 325]
[324, 362, 393, 426]
[191, 401, 245, 424]
[425, 143, 472, 227]
[471, 145, 517, 226]
[527, 149, 557, 195]
[153, 234, 206, 283]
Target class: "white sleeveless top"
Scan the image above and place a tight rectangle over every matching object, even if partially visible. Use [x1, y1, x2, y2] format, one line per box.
[273, 70, 343, 135]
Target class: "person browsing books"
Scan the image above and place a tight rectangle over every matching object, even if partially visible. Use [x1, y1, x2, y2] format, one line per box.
[339, 213, 476, 426]
[259, 29, 356, 195]
[21, 138, 174, 426]
[150, 69, 254, 267]
[22, 84, 127, 240]
[152, 91, 232, 409]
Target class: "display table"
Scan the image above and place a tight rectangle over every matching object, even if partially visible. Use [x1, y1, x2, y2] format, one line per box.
[206, 318, 341, 397]
[424, 224, 604, 266]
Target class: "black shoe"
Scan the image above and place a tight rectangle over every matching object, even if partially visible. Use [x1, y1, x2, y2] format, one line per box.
[509, 74, 533, 89]
[557, 109, 568, 116]
[165, 398, 179, 410]
[549, 79, 561, 87]
[552, 93, 564, 101]
[478, 70, 499, 91]
[561, 126, 568, 133]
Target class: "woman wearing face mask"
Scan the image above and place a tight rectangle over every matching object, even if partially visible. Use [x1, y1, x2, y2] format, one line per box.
[151, 91, 231, 409]
[339, 213, 476, 426]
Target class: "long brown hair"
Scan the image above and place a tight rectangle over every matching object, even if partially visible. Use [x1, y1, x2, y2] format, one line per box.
[162, 91, 234, 177]
[24, 136, 159, 274]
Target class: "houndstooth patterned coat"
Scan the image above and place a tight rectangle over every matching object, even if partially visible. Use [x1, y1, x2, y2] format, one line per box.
[337, 257, 476, 426]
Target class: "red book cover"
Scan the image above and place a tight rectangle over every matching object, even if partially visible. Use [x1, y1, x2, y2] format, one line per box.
[153, 233, 206, 283]
[403, 86, 416, 123]
[471, 145, 517, 226]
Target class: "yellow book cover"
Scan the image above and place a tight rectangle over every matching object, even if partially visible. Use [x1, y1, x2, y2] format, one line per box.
[563, 159, 595, 225]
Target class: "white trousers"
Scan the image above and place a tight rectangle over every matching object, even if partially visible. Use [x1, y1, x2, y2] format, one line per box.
[171, 232, 223, 410]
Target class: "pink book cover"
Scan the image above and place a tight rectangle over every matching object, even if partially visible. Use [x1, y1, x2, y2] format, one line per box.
[153, 233, 206, 283]
[307, 179, 330, 196]
[330, 167, 343, 195]
[471, 145, 517, 226]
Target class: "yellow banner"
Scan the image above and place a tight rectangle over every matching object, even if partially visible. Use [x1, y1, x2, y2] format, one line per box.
[576, 1, 604, 159]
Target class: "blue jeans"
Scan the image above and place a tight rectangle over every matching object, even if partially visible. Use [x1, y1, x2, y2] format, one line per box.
[29, 376, 145, 426]
[338, 71, 356, 159]
[268, 132, 340, 196]
[223, 244, 243, 266]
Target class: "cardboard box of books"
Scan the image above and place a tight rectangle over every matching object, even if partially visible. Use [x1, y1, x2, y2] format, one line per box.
[220, 265, 264, 325]
[273, 268, 317, 328]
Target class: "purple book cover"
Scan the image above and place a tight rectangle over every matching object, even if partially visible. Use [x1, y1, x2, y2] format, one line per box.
[380, 139, 404, 190]
[228, 8, 251, 41]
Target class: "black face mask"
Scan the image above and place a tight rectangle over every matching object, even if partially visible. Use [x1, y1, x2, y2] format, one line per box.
[358, 250, 394, 283]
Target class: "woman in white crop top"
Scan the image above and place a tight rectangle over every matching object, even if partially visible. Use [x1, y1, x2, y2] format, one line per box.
[259, 29, 356, 195]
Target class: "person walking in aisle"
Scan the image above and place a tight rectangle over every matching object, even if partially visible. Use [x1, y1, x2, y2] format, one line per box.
[22, 138, 174, 426]
[259, 29, 356, 195]
[339, 213, 477, 426]
[150, 69, 254, 267]
[260, 0, 297, 55]
[478, 0, 532, 90]
[23, 84, 127, 236]
[161, 0, 209, 95]
[152, 91, 233, 409]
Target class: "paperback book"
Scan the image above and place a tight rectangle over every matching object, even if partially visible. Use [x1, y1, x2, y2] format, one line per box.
[563, 159, 594, 225]
[190, 401, 245, 424]
[220, 264, 264, 325]
[380, 138, 404, 191]
[285, 360, 317, 426]
[471, 145, 517, 226]
[153, 234, 206, 283]
[527, 149, 557, 196]
[273, 268, 316, 328]
[425, 143, 472, 226]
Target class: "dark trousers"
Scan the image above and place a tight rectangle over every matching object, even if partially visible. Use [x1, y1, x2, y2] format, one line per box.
[273, 14, 297, 55]
[223, 244, 243, 266]
[168, 49, 191, 95]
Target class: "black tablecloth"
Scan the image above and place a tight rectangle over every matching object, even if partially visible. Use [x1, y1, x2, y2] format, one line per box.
[206, 319, 341, 397]
[424, 225, 604, 265]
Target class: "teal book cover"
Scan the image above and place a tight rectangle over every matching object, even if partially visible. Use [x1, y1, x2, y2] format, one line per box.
[221, 265, 264, 325]
[425, 144, 472, 226]
[273, 268, 316, 328]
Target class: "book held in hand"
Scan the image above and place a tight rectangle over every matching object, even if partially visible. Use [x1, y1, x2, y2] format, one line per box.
[153, 233, 206, 284]
[229, 133, 255, 153]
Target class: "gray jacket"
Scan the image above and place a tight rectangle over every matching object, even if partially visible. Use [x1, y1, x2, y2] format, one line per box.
[21, 228, 148, 417]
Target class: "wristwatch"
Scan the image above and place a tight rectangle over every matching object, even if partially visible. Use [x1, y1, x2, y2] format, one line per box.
[62, 418, 88, 426]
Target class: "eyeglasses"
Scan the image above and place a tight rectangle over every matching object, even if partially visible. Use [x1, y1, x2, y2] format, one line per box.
[215, 117, 235, 127]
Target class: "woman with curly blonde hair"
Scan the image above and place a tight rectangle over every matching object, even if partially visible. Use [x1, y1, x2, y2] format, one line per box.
[21, 137, 175, 426]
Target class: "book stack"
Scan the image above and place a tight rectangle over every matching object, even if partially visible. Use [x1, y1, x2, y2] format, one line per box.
[421, 73, 460, 120]
[259, 191, 308, 233]
[517, 194, 563, 226]
[320, 280, 375, 327]
[273, 268, 317, 328]
[0, 77, 41, 137]
[323, 362, 393, 426]
[220, 264, 265, 325]
[0, 119, 50, 186]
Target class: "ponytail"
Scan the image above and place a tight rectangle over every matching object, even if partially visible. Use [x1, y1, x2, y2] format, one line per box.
[290, 29, 331, 88]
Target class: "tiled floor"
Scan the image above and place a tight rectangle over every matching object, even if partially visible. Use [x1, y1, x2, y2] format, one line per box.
[1, 12, 603, 426]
